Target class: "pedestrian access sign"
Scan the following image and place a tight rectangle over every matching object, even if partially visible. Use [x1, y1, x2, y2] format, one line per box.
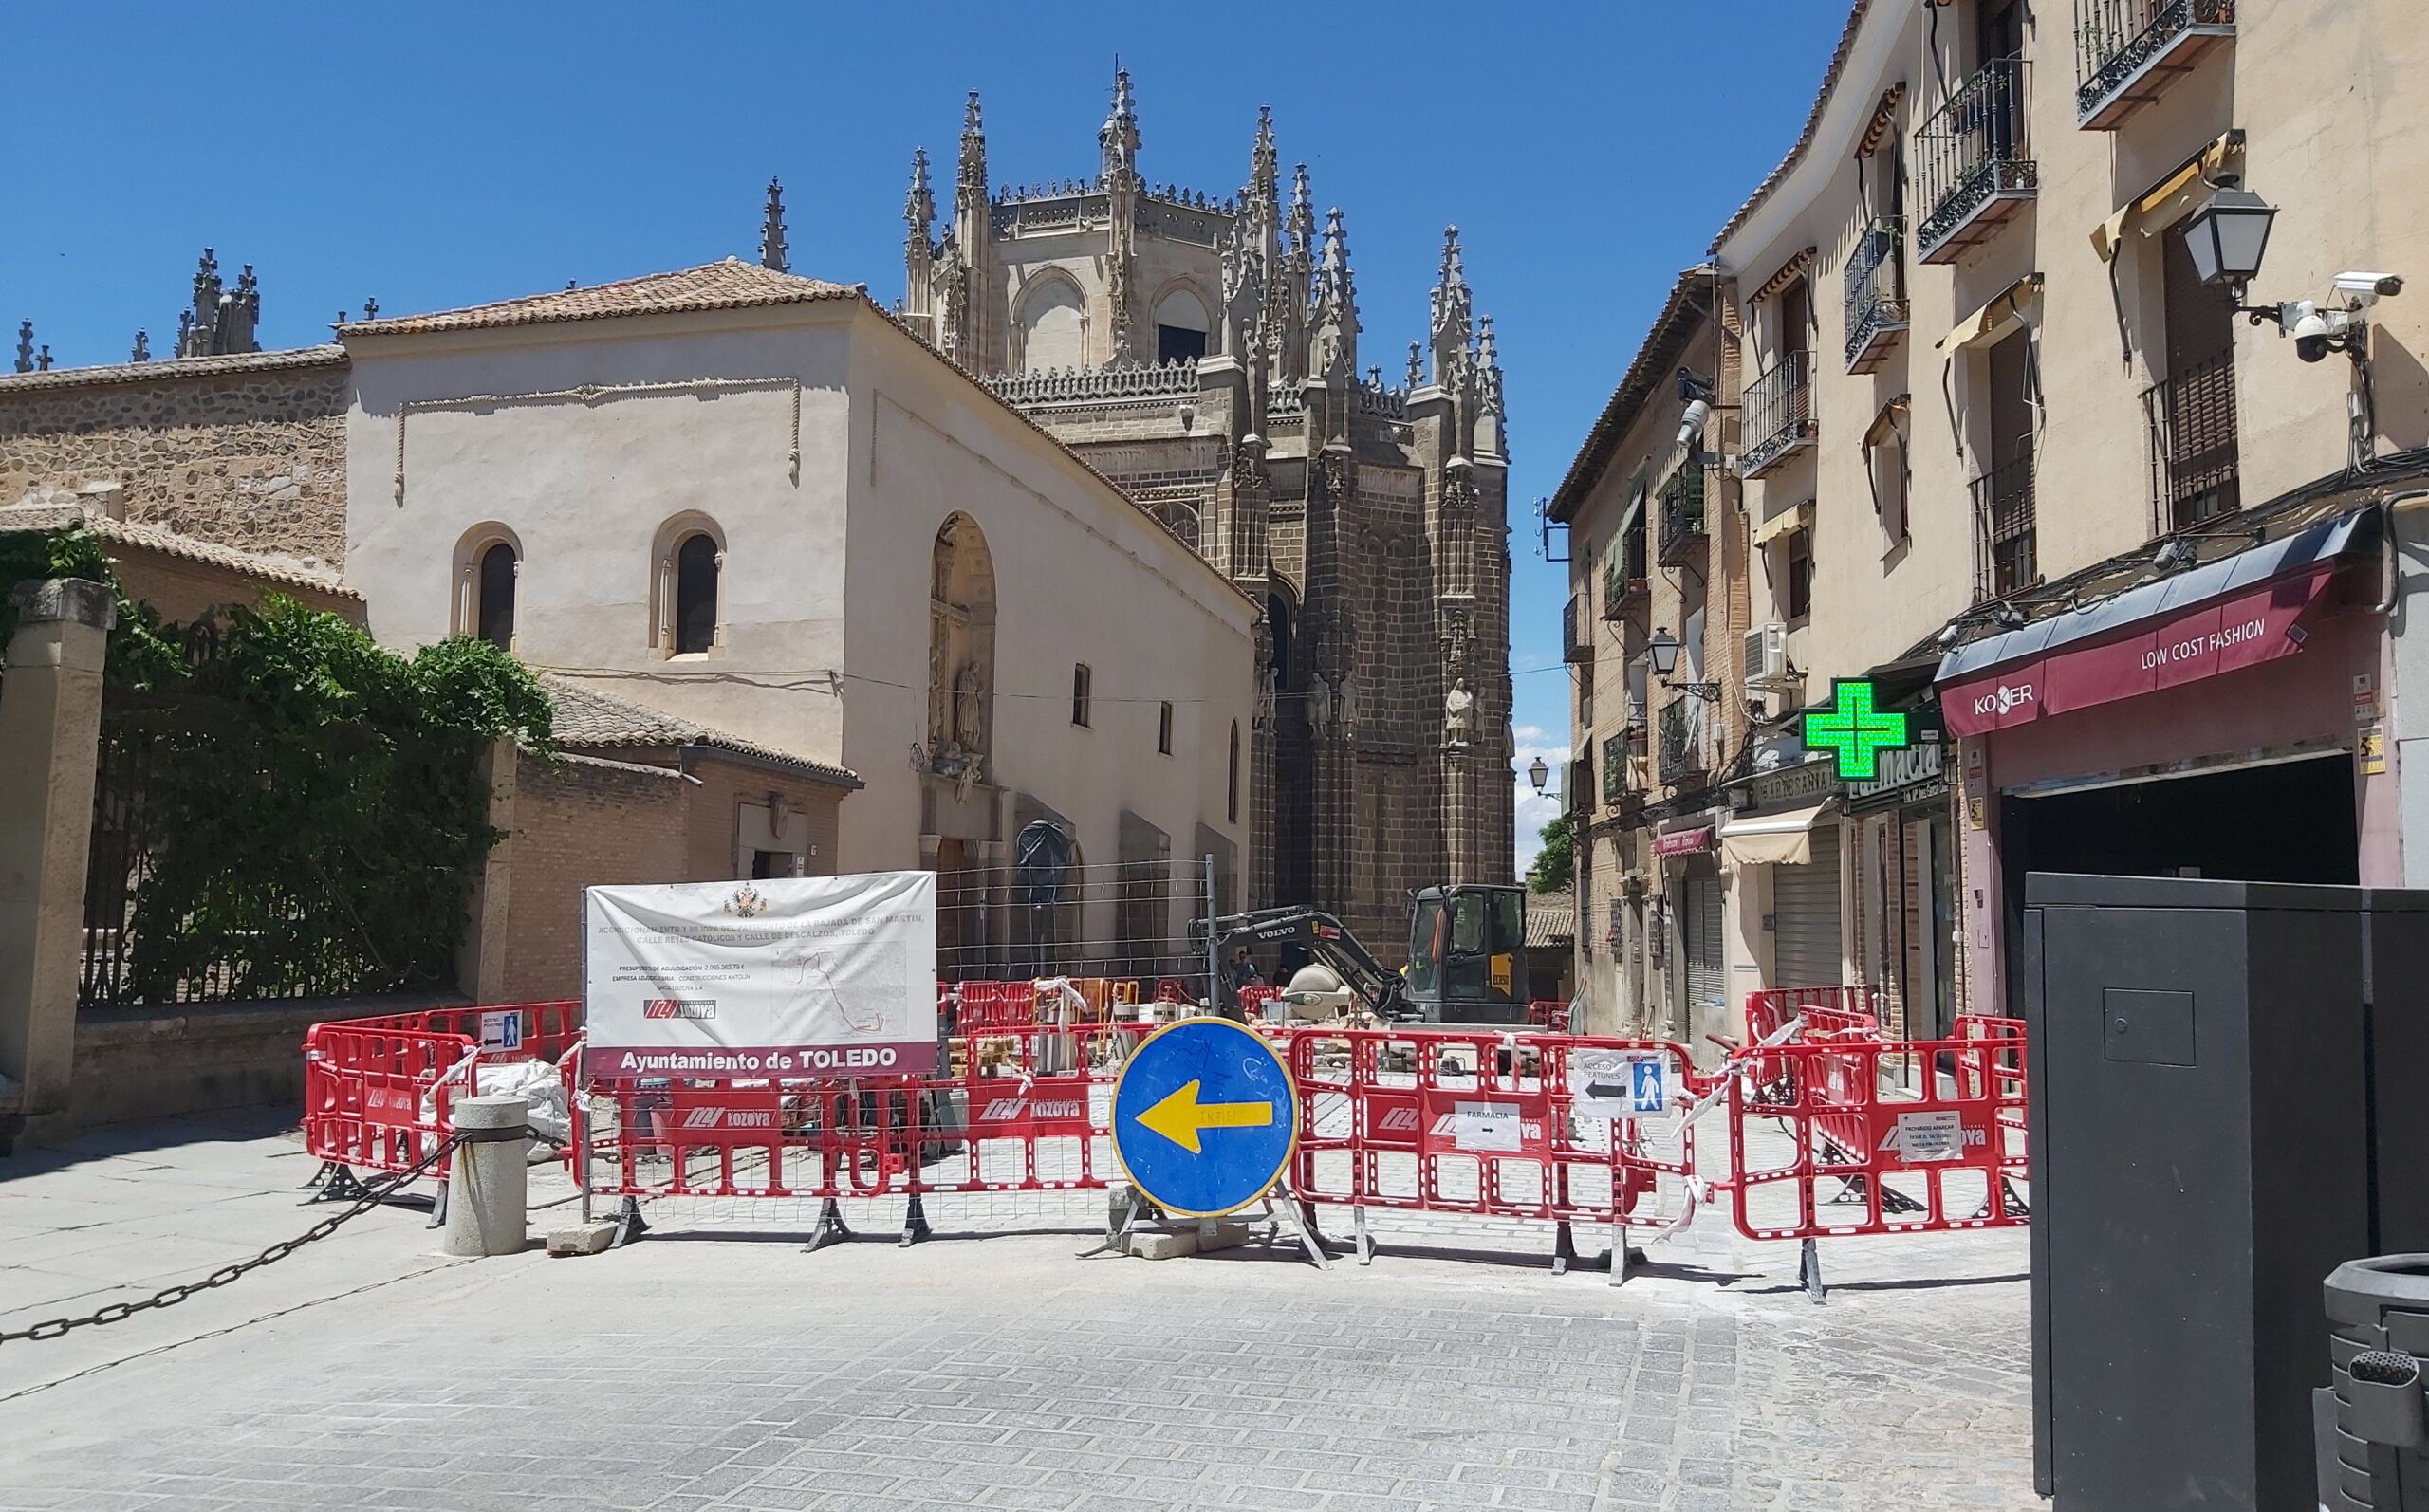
[1110, 1017, 1298, 1218]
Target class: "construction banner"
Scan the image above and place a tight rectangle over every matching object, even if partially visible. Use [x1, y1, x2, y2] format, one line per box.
[584, 871, 938, 1079]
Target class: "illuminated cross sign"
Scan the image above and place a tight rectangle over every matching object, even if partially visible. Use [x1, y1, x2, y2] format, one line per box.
[1803, 678, 1912, 782]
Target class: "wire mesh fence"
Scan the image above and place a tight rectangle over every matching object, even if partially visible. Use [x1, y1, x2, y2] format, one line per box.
[934, 854, 1220, 997]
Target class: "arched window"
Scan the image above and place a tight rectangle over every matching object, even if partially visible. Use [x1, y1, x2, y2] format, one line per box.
[1155, 287, 1210, 365]
[476, 542, 517, 649]
[675, 533, 719, 655]
[1016, 276, 1086, 372]
[1228, 721, 1241, 822]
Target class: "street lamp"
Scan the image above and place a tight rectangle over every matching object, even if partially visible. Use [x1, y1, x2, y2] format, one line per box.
[1646, 628, 1722, 702]
[2181, 178, 2278, 296]
[1527, 755, 1549, 793]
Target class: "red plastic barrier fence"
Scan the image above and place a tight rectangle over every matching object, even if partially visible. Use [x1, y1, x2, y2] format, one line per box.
[1527, 1000, 1573, 1034]
[303, 1001, 582, 1180]
[1282, 1027, 1705, 1263]
[1727, 1031, 2029, 1244]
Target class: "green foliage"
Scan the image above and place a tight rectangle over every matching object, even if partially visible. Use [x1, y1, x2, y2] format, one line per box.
[0, 526, 118, 644]
[83, 581, 556, 1006]
[1527, 813, 1575, 894]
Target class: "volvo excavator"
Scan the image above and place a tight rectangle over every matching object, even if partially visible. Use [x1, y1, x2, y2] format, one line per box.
[1197, 884, 1530, 1026]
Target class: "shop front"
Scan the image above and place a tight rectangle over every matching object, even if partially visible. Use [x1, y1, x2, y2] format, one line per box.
[1843, 741, 1959, 1040]
[1652, 817, 1727, 1052]
[1718, 753, 1844, 1005]
[1936, 510, 2397, 1015]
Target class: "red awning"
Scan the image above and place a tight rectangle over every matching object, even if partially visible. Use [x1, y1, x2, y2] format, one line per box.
[1942, 562, 2340, 736]
[1654, 826, 1715, 857]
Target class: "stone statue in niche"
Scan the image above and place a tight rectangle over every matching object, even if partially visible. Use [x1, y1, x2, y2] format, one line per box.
[1443, 678, 1474, 745]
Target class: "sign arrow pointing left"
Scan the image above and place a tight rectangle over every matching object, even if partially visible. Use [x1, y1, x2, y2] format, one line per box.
[1134, 1078, 1275, 1154]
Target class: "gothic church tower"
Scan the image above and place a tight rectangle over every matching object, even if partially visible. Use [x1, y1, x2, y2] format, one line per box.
[899, 72, 1514, 946]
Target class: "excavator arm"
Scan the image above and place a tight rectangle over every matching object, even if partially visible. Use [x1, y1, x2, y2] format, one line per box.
[1196, 907, 1415, 1021]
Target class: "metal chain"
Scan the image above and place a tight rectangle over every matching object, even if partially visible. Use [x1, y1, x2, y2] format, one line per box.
[0, 1132, 466, 1347]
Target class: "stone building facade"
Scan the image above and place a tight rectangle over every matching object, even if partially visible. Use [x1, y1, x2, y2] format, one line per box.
[899, 73, 1516, 945]
[0, 347, 349, 565]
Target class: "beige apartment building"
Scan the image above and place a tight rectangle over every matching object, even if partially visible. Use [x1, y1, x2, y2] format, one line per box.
[1562, 0, 2429, 1033]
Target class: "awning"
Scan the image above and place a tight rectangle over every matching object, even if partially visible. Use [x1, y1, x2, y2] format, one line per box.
[1936, 509, 2372, 736]
[1653, 825, 1715, 857]
[1937, 274, 2043, 354]
[1752, 500, 1814, 548]
[2092, 130, 2244, 264]
[1719, 803, 1831, 866]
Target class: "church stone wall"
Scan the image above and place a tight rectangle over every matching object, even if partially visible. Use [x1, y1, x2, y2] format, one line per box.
[0, 353, 349, 563]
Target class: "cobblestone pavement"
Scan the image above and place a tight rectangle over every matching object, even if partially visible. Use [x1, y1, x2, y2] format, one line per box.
[1, 1109, 2035, 1510]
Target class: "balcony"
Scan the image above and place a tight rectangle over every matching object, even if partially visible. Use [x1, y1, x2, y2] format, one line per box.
[1970, 454, 2038, 602]
[1656, 461, 1708, 566]
[1601, 733, 1635, 805]
[2075, 0, 2234, 130]
[1568, 751, 1595, 817]
[2142, 350, 2242, 532]
[1601, 533, 1649, 620]
[1563, 595, 1593, 664]
[1917, 59, 2037, 265]
[1844, 218, 1909, 374]
[1657, 697, 1707, 786]
[1741, 352, 1817, 476]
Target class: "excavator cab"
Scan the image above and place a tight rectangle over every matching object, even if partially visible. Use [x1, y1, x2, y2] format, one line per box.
[1403, 884, 1528, 1025]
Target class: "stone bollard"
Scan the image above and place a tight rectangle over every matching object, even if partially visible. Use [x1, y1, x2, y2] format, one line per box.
[442, 1094, 530, 1258]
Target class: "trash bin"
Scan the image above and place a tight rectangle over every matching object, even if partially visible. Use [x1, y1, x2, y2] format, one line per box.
[2319, 1255, 2429, 1511]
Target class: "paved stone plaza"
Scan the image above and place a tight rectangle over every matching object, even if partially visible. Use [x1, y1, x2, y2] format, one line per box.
[1, 1110, 2036, 1511]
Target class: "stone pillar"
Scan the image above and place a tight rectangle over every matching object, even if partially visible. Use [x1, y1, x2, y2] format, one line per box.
[441, 1093, 530, 1258]
[0, 580, 115, 1139]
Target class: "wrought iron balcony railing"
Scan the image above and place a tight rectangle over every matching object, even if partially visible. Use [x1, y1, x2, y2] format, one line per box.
[1844, 218, 1909, 374]
[1970, 454, 2038, 602]
[1601, 531, 1649, 620]
[1568, 751, 1595, 817]
[2142, 350, 2242, 533]
[1657, 697, 1707, 785]
[1563, 595, 1592, 663]
[2076, 0, 2235, 130]
[1917, 59, 2037, 264]
[1741, 352, 1817, 477]
[1656, 461, 1708, 566]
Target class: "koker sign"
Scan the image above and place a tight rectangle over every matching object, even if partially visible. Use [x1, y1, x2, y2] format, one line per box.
[1941, 563, 2337, 737]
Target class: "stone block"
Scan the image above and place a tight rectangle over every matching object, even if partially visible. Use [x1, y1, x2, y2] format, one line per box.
[1126, 1221, 1249, 1260]
[546, 1219, 619, 1257]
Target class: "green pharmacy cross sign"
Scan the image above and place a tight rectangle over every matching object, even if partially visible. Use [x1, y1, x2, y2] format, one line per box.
[1803, 678, 1913, 781]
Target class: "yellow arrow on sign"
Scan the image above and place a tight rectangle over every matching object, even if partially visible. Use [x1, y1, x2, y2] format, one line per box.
[1135, 1079, 1274, 1154]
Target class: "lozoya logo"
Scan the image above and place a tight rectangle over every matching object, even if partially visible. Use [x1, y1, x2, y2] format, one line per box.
[1973, 681, 2034, 717]
[1376, 1106, 1420, 1134]
[642, 998, 716, 1020]
[979, 1097, 1085, 1122]
[681, 1107, 774, 1129]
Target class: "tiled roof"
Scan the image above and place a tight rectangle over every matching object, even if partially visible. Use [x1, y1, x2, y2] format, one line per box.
[1708, 1, 1874, 256]
[538, 674, 861, 789]
[342, 260, 861, 338]
[0, 504, 357, 599]
[0, 346, 346, 395]
[1525, 889, 1575, 948]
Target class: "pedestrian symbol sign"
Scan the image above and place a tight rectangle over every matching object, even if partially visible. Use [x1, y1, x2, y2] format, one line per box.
[1110, 1017, 1298, 1218]
[1629, 1057, 1668, 1115]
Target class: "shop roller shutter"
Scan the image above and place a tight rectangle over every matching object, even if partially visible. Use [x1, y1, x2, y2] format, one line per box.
[1771, 824, 1844, 988]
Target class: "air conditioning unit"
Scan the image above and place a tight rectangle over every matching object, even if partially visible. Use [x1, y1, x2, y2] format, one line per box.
[1742, 622, 1793, 691]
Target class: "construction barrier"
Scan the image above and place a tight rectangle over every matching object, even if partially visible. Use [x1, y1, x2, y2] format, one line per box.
[303, 1001, 582, 1188]
[1282, 1026, 1709, 1269]
[1726, 1026, 2029, 1297]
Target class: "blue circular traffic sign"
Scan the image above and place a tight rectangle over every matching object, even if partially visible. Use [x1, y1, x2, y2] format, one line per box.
[1110, 1017, 1298, 1218]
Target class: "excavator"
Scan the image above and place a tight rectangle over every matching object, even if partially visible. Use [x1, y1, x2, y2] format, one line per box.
[1198, 883, 1530, 1026]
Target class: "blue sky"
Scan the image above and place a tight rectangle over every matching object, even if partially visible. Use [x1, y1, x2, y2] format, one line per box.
[3, 2, 1846, 869]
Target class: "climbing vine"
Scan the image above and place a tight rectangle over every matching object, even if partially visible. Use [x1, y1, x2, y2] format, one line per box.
[0, 528, 558, 1006]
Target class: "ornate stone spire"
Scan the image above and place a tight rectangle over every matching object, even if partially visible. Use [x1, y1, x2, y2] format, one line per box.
[1250, 106, 1277, 208]
[11, 320, 30, 374]
[34, 344, 49, 372]
[130, 329, 150, 363]
[955, 91, 987, 212]
[760, 178, 789, 272]
[1287, 164, 1315, 267]
[905, 148, 935, 243]
[1474, 313, 1506, 458]
[1311, 207, 1359, 385]
[1429, 226, 1473, 387]
[1101, 65, 1141, 364]
[177, 249, 224, 359]
[1275, 165, 1315, 386]
[224, 265, 261, 355]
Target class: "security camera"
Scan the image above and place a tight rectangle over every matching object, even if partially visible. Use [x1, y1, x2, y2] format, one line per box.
[2335, 271, 2404, 304]
[1676, 397, 1711, 451]
[2291, 305, 2334, 363]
